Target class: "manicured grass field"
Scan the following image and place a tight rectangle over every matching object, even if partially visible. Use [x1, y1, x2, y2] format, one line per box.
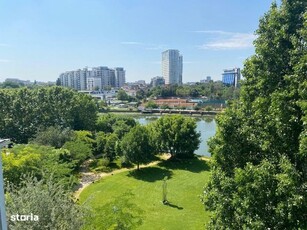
[79, 157, 211, 230]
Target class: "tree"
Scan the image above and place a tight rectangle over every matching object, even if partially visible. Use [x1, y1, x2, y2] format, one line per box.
[203, 1, 307, 229]
[6, 176, 84, 230]
[94, 131, 107, 156]
[1, 81, 23, 88]
[145, 100, 158, 109]
[104, 133, 119, 161]
[149, 115, 200, 158]
[113, 119, 135, 139]
[2, 144, 75, 188]
[96, 114, 136, 134]
[117, 89, 129, 101]
[0, 86, 98, 143]
[62, 140, 92, 169]
[56, 78, 61, 86]
[120, 126, 154, 170]
[30, 126, 74, 148]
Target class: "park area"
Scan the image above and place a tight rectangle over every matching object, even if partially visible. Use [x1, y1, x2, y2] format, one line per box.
[79, 157, 211, 230]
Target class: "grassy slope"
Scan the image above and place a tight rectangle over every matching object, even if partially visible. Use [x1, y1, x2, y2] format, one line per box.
[79, 158, 211, 230]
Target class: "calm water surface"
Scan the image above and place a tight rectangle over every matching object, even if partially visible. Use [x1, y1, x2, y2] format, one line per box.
[135, 116, 217, 156]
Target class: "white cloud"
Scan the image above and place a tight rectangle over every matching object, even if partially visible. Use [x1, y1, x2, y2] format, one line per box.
[196, 30, 256, 50]
[120, 41, 143, 45]
[192, 30, 232, 35]
[145, 45, 167, 50]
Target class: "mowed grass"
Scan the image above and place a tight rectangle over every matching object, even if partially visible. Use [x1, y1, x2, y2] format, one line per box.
[79, 157, 211, 230]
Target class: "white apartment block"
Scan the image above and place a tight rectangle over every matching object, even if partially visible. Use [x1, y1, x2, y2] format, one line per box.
[87, 77, 102, 91]
[162, 49, 183, 85]
[59, 66, 125, 90]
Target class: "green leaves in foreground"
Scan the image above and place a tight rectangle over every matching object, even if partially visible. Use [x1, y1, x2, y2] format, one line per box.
[203, 156, 304, 229]
[6, 176, 84, 230]
[203, 1, 307, 229]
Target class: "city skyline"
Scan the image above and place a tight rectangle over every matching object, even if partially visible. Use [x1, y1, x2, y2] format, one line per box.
[0, 0, 274, 83]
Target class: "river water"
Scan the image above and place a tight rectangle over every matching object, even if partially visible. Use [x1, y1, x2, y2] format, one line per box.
[135, 116, 217, 157]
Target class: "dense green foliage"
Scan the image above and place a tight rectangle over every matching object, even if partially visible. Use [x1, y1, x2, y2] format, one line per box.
[149, 115, 201, 158]
[62, 131, 95, 169]
[96, 114, 136, 134]
[144, 100, 158, 109]
[0, 86, 98, 143]
[30, 126, 74, 148]
[95, 114, 138, 161]
[2, 144, 75, 187]
[120, 126, 155, 169]
[145, 82, 240, 100]
[6, 176, 84, 230]
[203, 1, 307, 229]
[116, 89, 130, 101]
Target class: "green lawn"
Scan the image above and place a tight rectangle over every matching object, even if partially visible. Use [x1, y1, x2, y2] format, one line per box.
[79, 157, 211, 230]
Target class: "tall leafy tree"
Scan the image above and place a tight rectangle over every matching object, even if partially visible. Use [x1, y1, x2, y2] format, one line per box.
[0, 86, 98, 143]
[150, 115, 200, 158]
[120, 126, 154, 170]
[96, 114, 136, 135]
[203, 1, 307, 229]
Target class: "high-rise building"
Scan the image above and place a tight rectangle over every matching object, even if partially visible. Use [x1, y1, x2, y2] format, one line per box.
[87, 77, 102, 91]
[200, 76, 212, 83]
[222, 68, 241, 87]
[114, 67, 126, 88]
[59, 66, 125, 90]
[150, 76, 165, 87]
[162, 49, 183, 85]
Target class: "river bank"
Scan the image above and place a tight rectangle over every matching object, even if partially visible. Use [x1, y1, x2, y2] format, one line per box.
[101, 109, 221, 117]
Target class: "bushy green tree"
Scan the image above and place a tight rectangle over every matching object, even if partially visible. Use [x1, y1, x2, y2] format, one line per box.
[94, 131, 107, 156]
[117, 89, 129, 101]
[149, 115, 200, 158]
[62, 140, 92, 170]
[96, 114, 136, 135]
[144, 100, 158, 109]
[6, 176, 84, 230]
[2, 144, 75, 187]
[203, 1, 307, 229]
[113, 119, 136, 139]
[0, 86, 98, 143]
[30, 126, 73, 148]
[104, 133, 119, 161]
[120, 126, 155, 170]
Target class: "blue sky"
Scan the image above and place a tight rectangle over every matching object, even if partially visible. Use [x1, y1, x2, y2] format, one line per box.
[0, 0, 274, 83]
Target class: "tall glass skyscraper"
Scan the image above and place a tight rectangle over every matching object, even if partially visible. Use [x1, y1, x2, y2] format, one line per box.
[222, 68, 241, 88]
[162, 49, 183, 85]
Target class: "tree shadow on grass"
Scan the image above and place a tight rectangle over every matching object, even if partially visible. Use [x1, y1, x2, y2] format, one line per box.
[127, 167, 173, 182]
[157, 157, 210, 173]
[164, 201, 183, 210]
